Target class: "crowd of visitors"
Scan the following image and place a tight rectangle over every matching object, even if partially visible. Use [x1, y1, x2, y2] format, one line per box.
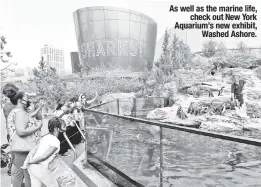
[2, 83, 99, 187]
[1, 73, 247, 187]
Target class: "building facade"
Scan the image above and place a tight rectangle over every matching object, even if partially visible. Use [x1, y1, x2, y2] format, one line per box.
[40, 45, 65, 74]
[70, 52, 81, 73]
[73, 6, 157, 72]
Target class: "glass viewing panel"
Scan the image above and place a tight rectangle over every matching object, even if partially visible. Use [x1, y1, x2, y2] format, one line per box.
[86, 98, 261, 187]
[90, 97, 165, 117]
[162, 128, 261, 187]
[131, 97, 166, 117]
[84, 111, 161, 186]
[90, 100, 119, 114]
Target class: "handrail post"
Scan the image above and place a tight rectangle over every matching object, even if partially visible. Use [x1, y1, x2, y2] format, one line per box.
[117, 99, 120, 115]
[85, 121, 92, 165]
[132, 98, 137, 117]
[63, 132, 77, 161]
[160, 126, 163, 187]
[164, 97, 168, 107]
[85, 127, 88, 165]
[74, 121, 86, 141]
[106, 130, 114, 161]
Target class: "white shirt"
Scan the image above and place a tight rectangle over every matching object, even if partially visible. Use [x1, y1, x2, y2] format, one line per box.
[53, 110, 64, 117]
[54, 109, 75, 127]
[33, 134, 60, 169]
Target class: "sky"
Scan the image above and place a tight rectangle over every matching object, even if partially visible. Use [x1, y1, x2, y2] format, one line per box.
[0, 0, 260, 70]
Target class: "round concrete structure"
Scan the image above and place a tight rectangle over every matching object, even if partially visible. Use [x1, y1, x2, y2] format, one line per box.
[73, 6, 157, 71]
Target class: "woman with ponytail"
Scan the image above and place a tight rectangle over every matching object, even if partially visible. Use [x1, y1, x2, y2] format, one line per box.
[2, 83, 19, 142]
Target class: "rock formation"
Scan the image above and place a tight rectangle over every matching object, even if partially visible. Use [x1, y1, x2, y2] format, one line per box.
[145, 54, 261, 132]
[99, 92, 136, 115]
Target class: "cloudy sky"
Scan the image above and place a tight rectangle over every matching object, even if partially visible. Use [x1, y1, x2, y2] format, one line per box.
[1, 0, 260, 70]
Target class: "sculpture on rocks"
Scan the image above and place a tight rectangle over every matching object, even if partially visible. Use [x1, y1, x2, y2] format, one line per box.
[177, 106, 188, 119]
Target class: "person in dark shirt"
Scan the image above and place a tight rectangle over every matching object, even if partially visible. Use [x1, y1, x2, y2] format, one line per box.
[231, 75, 246, 108]
[54, 100, 75, 155]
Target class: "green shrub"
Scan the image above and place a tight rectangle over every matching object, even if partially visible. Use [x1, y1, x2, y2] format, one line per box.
[173, 69, 205, 90]
[66, 77, 143, 100]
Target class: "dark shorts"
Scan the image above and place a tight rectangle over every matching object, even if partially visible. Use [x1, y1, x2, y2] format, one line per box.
[235, 94, 244, 107]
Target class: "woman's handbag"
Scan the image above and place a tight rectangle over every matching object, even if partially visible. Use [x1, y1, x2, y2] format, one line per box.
[9, 108, 37, 152]
[10, 132, 37, 152]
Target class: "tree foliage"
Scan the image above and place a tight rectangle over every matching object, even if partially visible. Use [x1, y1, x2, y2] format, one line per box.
[172, 39, 192, 69]
[154, 29, 171, 75]
[78, 63, 91, 78]
[237, 41, 247, 54]
[216, 42, 228, 56]
[202, 40, 218, 58]
[32, 57, 65, 105]
[140, 31, 193, 98]
[0, 36, 16, 80]
[155, 31, 192, 77]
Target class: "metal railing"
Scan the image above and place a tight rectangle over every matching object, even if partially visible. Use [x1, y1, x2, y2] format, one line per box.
[85, 108, 261, 146]
[63, 132, 77, 161]
[42, 118, 86, 162]
[83, 98, 261, 187]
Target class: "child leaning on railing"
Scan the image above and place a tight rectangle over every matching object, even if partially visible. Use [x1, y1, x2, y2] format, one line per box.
[21, 117, 67, 187]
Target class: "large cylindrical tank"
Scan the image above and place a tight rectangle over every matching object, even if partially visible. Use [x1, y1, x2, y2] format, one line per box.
[73, 6, 157, 71]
